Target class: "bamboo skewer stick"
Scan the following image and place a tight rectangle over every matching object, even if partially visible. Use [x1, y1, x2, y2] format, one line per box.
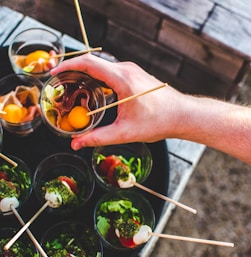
[74, 0, 90, 50]
[87, 83, 167, 116]
[133, 182, 197, 214]
[13, 47, 102, 60]
[53, 47, 102, 58]
[0, 153, 18, 167]
[10, 205, 48, 257]
[0, 110, 7, 114]
[4, 201, 50, 250]
[151, 232, 234, 247]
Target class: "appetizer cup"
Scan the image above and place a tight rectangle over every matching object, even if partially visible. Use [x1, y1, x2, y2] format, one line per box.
[92, 143, 153, 191]
[94, 189, 155, 251]
[33, 153, 95, 215]
[0, 155, 32, 216]
[0, 73, 43, 136]
[40, 221, 103, 257]
[40, 70, 106, 137]
[0, 227, 37, 257]
[8, 27, 64, 81]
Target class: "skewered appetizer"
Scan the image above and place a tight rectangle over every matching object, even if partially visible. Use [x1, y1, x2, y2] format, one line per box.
[41, 84, 92, 133]
[0, 85, 40, 124]
[94, 153, 146, 188]
[0, 161, 31, 214]
[41, 176, 79, 208]
[14, 50, 58, 74]
[96, 198, 152, 249]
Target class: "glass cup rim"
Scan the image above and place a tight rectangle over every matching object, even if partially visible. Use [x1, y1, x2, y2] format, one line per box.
[0, 73, 44, 135]
[8, 27, 65, 77]
[40, 70, 106, 137]
[92, 142, 153, 191]
[32, 152, 95, 209]
[94, 188, 155, 251]
[0, 154, 32, 216]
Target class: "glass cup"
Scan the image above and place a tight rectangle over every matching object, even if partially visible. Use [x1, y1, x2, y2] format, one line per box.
[40, 221, 103, 257]
[0, 73, 43, 136]
[94, 189, 155, 251]
[8, 27, 65, 81]
[92, 143, 153, 191]
[40, 70, 106, 137]
[0, 155, 32, 216]
[0, 227, 37, 256]
[33, 153, 95, 215]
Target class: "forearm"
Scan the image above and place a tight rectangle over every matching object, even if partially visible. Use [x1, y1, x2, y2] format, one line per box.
[175, 95, 251, 164]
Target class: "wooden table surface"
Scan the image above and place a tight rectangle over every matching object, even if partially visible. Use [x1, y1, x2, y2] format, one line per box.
[0, 6, 206, 257]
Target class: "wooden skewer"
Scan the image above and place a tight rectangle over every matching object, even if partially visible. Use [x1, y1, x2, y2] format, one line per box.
[0, 153, 18, 167]
[53, 47, 102, 58]
[10, 205, 48, 257]
[151, 232, 234, 247]
[87, 83, 167, 116]
[14, 47, 102, 60]
[133, 182, 197, 214]
[4, 201, 50, 250]
[0, 110, 7, 114]
[74, 0, 90, 50]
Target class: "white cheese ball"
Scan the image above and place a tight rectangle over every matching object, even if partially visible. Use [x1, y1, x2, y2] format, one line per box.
[45, 191, 62, 208]
[0, 197, 19, 212]
[117, 173, 136, 188]
[133, 225, 152, 245]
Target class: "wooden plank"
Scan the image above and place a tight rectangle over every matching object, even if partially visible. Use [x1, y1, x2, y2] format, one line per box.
[137, 0, 214, 30]
[139, 154, 195, 257]
[212, 0, 251, 20]
[0, 6, 23, 46]
[202, 6, 251, 59]
[3, 16, 62, 46]
[166, 139, 206, 165]
[159, 19, 244, 81]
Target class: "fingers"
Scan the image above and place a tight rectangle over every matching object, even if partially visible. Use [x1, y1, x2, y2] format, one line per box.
[71, 124, 131, 150]
[51, 54, 118, 86]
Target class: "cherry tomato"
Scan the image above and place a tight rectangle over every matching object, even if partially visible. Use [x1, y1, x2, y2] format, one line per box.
[0, 171, 8, 180]
[98, 155, 122, 175]
[58, 176, 78, 194]
[119, 237, 136, 248]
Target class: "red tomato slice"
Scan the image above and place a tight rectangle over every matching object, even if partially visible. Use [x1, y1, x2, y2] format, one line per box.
[58, 176, 78, 194]
[0, 171, 8, 180]
[98, 155, 122, 176]
[119, 237, 136, 248]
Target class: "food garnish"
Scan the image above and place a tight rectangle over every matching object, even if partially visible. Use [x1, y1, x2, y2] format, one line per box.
[42, 176, 79, 208]
[0, 85, 40, 123]
[41, 84, 93, 132]
[0, 236, 38, 257]
[15, 50, 58, 73]
[94, 154, 144, 188]
[96, 199, 151, 248]
[0, 163, 31, 213]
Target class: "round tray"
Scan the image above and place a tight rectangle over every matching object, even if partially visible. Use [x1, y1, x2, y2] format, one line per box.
[0, 46, 170, 257]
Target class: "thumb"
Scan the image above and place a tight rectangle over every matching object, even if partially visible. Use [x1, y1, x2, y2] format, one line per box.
[71, 124, 128, 150]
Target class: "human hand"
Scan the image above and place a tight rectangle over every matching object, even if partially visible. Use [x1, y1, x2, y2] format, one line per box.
[51, 54, 185, 150]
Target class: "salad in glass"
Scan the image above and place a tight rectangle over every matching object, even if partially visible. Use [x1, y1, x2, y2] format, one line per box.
[92, 143, 152, 191]
[0, 155, 32, 215]
[41, 222, 102, 257]
[94, 190, 155, 251]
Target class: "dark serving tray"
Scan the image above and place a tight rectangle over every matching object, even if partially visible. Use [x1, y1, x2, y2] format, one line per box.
[0, 46, 170, 257]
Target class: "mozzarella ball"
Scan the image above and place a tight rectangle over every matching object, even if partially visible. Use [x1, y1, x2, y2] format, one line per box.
[133, 225, 152, 245]
[117, 173, 136, 188]
[45, 191, 62, 208]
[0, 197, 19, 212]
